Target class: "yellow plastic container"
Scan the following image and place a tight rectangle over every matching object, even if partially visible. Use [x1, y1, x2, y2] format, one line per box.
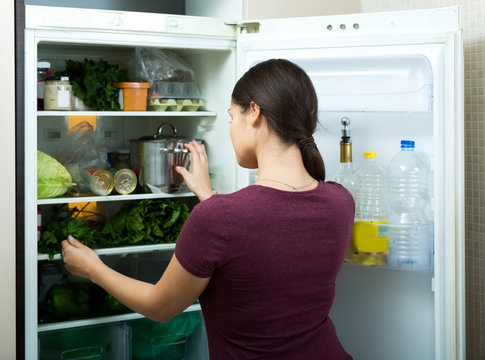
[113, 82, 150, 111]
[351, 220, 389, 266]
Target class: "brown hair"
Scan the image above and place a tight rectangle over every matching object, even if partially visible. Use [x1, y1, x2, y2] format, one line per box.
[231, 59, 325, 181]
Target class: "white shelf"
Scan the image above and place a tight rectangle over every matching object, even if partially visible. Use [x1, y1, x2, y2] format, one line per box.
[37, 110, 217, 117]
[38, 303, 201, 332]
[37, 191, 195, 205]
[38, 243, 176, 261]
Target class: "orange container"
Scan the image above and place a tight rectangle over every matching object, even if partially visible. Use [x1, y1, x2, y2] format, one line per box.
[113, 82, 150, 111]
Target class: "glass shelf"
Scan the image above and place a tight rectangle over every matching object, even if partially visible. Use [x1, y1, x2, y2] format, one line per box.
[38, 243, 176, 261]
[38, 303, 201, 332]
[37, 111, 217, 117]
[37, 191, 195, 205]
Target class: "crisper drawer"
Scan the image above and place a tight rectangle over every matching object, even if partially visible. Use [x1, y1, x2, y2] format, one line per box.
[38, 312, 208, 360]
[127, 311, 208, 360]
[38, 322, 131, 360]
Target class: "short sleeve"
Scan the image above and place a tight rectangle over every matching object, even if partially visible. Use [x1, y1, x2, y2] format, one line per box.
[175, 196, 228, 278]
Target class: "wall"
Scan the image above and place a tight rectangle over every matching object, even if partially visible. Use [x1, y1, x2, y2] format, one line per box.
[185, 0, 242, 19]
[242, 0, 360, 18]
[25, 0, 185, 13]
[359, 2, 482, 359]
[0, 0, 17, 357]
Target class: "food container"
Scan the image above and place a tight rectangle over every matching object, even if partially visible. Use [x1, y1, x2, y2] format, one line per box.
[113, 82, 150, 111]
[44, 76, 72, 111]
[37, 61, 51, 110]
[89, 170, 114, 196]
[114, 149, 131, 169]
[130, 123, 192, 193]
[147, 81, 204, 111]
[114, 168, 137, 195]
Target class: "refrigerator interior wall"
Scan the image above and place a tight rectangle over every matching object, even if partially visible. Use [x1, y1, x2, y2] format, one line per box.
[236, 44, 446, 360]
[37, 42, 237, 194]
[32, 34, 236, 359]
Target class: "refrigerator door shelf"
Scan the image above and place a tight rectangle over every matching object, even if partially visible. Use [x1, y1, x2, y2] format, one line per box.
[307, 54, 433, 112]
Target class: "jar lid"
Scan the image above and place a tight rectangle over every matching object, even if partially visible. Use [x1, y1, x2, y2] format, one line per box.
[112, 82, 150, 89]
[37, 61, 51, 69]
[45, 76, 70, 81]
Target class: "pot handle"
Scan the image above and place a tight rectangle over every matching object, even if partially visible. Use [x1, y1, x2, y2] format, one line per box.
[154, 123, 177, 137]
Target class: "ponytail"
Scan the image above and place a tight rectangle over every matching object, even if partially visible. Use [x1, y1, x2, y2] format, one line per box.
[298, 137, 325, 181]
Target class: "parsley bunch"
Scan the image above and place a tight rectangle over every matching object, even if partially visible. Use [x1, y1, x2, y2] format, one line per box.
[57, 58, 128, 111]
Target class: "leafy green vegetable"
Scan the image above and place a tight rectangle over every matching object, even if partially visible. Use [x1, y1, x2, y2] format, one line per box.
[38, 199, 190, 258]
[39, 216, 98, 259]
[101, 199, 189, 246]
[37, 150, 76, 199]
[57, 58, 128, 111]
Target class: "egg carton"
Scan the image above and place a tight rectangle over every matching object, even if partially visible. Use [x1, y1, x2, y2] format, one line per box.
[148, 98, 204, 111]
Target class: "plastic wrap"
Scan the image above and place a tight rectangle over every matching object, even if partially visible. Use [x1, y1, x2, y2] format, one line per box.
[55, 122, 109, 193]
[129, 48, 204, 111]
[129, 48, 195, 83]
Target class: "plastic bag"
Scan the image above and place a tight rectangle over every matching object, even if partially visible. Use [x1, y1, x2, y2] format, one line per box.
[129, 48, 195, 83]
[55, 122, 108, 193]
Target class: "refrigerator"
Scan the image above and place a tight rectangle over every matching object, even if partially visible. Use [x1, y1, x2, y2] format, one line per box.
[23, 5, 464, 360]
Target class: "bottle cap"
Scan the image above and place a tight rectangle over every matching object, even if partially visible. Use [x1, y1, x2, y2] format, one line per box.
[401, 140, 415, 149]
[364, 152, 376, 158]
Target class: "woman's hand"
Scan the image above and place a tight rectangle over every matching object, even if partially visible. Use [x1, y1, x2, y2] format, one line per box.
[61, 235, 103, 281]
[176, 140, 214, 201]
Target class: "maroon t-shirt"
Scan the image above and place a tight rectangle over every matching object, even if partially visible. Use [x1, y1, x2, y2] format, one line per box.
[175, 181, 354, 359]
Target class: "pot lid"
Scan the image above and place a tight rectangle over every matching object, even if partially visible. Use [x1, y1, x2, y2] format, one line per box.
[136, 123, 189, 142]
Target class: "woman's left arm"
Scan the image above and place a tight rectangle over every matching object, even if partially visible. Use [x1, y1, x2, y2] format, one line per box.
[61, 236, 210, 323]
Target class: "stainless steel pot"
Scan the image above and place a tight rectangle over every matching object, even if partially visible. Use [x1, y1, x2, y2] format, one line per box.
[130, 123, 191, 193]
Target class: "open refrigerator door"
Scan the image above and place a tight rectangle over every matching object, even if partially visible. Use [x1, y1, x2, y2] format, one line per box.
[235, 6, 464, 360]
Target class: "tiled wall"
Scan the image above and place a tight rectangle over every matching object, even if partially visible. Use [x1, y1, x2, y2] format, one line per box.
[360, 0, 484, 358]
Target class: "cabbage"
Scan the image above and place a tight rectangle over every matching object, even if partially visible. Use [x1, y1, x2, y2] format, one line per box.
[37, 150, 76, 199]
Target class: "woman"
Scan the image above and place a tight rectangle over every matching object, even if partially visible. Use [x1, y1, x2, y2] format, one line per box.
[62, 59, 355, 359]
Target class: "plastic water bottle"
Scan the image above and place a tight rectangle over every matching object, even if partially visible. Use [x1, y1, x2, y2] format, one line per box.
[387, 140, 433, 269]
[352, 152, 389, 266]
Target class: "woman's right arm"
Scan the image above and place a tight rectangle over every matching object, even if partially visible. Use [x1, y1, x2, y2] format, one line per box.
[61, 236, 210, 323]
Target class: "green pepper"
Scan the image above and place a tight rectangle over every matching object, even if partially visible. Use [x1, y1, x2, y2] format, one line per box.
[104, 293, 125, 312]
[46, 284, 91, 318]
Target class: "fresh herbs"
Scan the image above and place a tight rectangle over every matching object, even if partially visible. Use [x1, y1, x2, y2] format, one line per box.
[57, 58, 128, 111]
[38, 199, 190, 259]
[39, 205, 99, 259]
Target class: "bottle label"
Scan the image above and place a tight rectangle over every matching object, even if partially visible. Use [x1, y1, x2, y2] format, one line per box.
[57, 88, 70, 108]
[351, 220, 389, 253]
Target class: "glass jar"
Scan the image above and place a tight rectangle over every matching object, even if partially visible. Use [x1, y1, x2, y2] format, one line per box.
[44, 76, 72, 111]
[37, 61, 51, 110]
[114, 149, 131, 169]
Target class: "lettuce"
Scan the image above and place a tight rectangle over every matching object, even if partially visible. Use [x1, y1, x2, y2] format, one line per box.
[37, 150, 76, 199]
[101, 199, 189, 246]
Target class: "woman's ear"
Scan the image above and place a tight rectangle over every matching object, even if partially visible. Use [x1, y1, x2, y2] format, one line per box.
[247, 101, 262, 127]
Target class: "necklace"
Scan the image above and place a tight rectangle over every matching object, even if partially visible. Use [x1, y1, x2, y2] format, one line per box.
[256, 178, 316, 192]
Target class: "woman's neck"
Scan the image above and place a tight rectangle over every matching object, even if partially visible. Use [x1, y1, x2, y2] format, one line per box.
[254, 139, 316, 191]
